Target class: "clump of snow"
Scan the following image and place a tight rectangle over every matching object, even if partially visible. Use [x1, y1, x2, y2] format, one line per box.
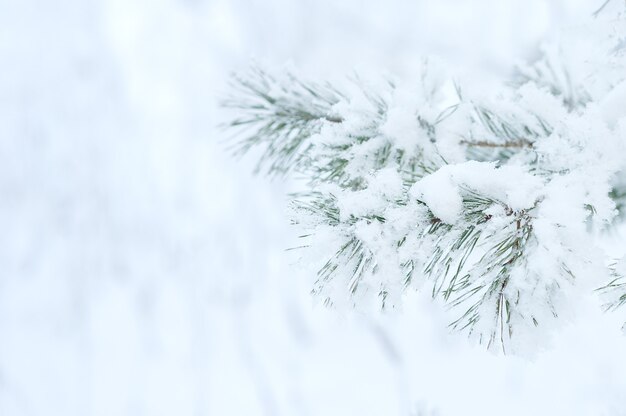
[335, 168, 404, 222]
[409, 167, 462, 224]
[410, 161, 543, 224]
[600, 79, 626, 127]
[379, 101, 430, 153]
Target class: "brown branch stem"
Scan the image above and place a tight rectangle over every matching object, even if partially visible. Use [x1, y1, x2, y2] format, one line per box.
[460, 139, 533, 149]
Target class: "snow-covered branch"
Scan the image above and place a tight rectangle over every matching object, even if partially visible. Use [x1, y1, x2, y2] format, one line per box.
[221, 9, 626, 353]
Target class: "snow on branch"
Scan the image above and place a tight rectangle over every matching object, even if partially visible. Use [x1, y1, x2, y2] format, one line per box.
[221, 9, 626, 353]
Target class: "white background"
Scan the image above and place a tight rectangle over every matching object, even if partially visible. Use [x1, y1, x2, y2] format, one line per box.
[1, 0, 626, 415]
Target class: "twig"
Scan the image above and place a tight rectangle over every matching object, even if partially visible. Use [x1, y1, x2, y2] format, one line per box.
[460, 139, 534, 149]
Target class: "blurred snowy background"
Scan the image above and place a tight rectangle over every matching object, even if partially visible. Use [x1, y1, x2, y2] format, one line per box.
[2, 0, 626, 415]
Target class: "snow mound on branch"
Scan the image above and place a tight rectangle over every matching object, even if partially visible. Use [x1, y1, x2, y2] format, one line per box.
[335, 168, 404, 221]
[600, 79, 626, 127]
[409, 161, 543, 224]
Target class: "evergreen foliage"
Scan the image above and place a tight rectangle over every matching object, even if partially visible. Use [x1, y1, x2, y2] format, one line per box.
[221, 7, 626, 353]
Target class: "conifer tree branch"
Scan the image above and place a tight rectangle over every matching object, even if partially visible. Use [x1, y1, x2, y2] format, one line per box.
[222, 66, 344, 176]
[221, 39, 626, 352]
[597, 262, 626, 312]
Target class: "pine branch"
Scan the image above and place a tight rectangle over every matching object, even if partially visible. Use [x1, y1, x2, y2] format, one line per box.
[444, 207, 535, 352]
[289, 181, 556, 352]
[222, 66, 344, 176]
[610, 181, 626, 222]
[515, 50, 591, 110]
[460, 139, 534, 149]
[221, 42, 626, 352]
[224, 65, 445, 188]
[462, 103, 552, 163]
[593, 0, 615, 18]
[290, 190, 397, 306]
[597, 261, 626, 312]
[415, 187, 546, 352]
